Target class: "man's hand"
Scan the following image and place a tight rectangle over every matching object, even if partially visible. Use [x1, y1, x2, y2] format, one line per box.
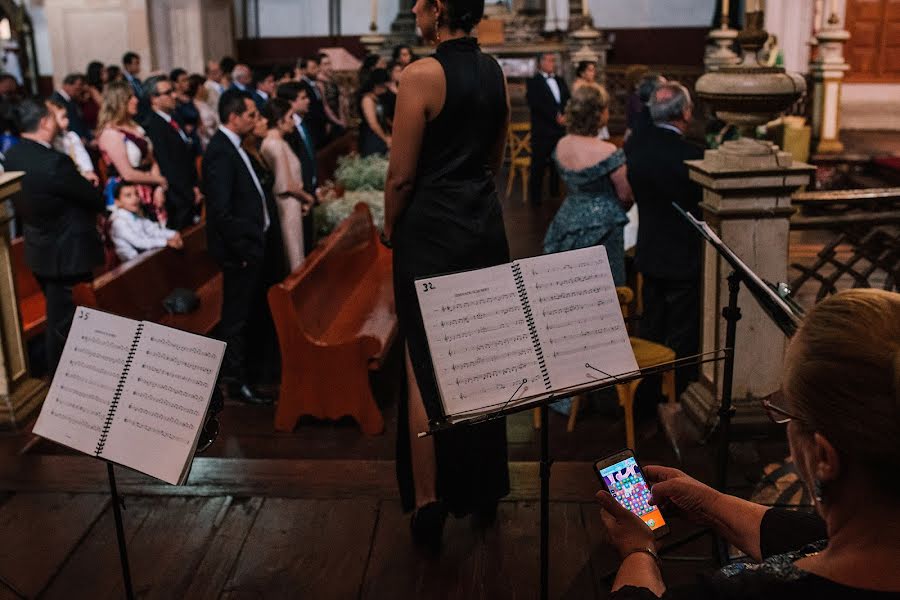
[556, 113, 566, 126]
[167, 232, 184, 250]
[84, 171, 101, 187]
[193, 186, 204, 205]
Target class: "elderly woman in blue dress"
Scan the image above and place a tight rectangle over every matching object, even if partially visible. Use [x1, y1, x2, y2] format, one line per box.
[544, 85, 634, 285]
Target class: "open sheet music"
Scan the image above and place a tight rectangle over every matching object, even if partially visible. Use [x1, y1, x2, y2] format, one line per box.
[33, 307, 226, 485]
[416, 246, 639, 423]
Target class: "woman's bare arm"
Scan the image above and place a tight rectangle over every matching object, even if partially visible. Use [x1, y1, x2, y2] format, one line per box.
[610, 164, 634, 210]
[384, 59, 443, 238]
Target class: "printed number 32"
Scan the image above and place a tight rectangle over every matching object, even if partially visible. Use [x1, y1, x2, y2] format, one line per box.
[421, 282, 435, 292]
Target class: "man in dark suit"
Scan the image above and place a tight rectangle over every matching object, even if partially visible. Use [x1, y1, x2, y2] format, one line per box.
[4, 99, 105, 374]
[625, 81, 704, 395]
[298, 56, 328, 149]
[203, 89, 278, 405]
[626, 73, 666, 143]
[230, 64, 266, 109]
[50, 73, 90, 142]
[277, 81, 317, 254]
[141, 75, 200, 230]
[122, 51, 149, 119]
[526, 52, 569, 205]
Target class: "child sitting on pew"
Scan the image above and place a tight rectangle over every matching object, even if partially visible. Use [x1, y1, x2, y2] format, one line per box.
[108, 180, 183, 262]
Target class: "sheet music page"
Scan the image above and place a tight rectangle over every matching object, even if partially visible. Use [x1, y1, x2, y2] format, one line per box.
[101, 321, 225, 485]
[517, 246, 638, 392]
[416, 263, 545, 420]
[33, 308, 139, 456]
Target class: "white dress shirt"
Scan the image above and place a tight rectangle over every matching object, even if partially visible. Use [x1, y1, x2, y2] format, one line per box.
[218, 125, 270, 231]
[54, 131, 94, 175]
[108, 207, 177, 262]
[543, 72, 561, 105]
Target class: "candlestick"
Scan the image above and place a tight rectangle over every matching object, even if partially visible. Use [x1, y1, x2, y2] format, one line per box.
[582, 0, 589, 17]
[370, 0, 378, 31]
[722, 0, 729, 19]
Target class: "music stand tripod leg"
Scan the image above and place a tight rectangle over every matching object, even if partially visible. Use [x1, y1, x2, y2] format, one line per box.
[714, 271, 741, 566]
[107, 463, 136, 600]
[540, 403, 551, 600]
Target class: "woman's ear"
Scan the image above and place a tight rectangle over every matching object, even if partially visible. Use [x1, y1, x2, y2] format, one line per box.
[812, 432, 841, 484]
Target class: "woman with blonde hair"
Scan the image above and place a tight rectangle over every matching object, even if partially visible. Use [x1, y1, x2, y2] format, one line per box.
[599, 288, 900, 598]
[96, 80, 168, 223]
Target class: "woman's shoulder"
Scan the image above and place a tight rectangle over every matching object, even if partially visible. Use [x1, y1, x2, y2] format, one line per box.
[556, 137, 622, 171]
[399, 57, 443, 86]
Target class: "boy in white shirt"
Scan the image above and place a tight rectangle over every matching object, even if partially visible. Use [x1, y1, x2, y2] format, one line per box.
[109, 181, 183, 262]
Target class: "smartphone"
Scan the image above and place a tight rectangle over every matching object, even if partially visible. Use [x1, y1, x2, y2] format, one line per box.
[594, 449, 670, 538]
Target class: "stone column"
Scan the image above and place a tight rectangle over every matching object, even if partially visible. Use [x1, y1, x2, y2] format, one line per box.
[809, 12, 850, 154]
[390, 0, 416, 44]
[680, 141, 814, 434]
[0, 173, 47, 429]
[705, 26, 739, 71]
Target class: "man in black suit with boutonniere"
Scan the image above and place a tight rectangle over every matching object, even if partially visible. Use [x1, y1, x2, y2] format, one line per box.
[526, 52, 569, 206]
[203, 89, 280, 405]
[4, 98, 105, 374]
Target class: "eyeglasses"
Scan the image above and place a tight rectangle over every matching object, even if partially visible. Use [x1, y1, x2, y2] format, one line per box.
[156, 88, 176, 96]
[761, 391, 804, 425]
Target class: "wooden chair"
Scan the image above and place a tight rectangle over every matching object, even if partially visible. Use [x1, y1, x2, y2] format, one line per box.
[534, 286, 678, 450]
[268, 203, 397, 435]
[506, 123, 531, 204]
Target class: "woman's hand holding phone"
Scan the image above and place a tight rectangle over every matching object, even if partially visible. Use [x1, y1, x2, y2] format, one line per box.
[596, 490, 657, 557]
[645, 465, 722, 527]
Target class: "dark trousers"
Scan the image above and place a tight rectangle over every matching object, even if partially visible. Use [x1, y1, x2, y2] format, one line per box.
[528, 136, 560, 205]
[639, 274, 700, 395]
[165, 190, 196, 231]
[302, 207, 315, 255]
[37, 273, 90, 375]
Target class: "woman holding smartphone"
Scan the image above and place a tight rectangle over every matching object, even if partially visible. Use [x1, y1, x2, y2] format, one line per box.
[384, 0, 511, 552]
[597, 289, 900, 598]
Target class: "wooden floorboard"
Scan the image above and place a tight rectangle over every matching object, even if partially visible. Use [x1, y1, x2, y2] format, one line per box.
[221, 498, 378, 599]
[0, 493, 109, 598]
[362, 500, 596, 600]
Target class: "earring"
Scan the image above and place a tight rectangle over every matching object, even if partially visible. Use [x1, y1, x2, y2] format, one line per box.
[813, 479, 825, 503]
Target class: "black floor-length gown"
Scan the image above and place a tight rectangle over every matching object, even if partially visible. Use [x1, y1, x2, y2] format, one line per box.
[392, 36, 511, 516]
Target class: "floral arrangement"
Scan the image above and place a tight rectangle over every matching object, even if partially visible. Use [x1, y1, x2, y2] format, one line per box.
[315, 154, 388, 236]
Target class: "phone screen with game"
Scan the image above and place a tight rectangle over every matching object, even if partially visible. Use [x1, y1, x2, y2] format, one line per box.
[595, 450, 669, 537]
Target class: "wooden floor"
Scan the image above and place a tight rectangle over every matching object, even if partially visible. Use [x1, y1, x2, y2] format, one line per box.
[7, 141, 880, 598]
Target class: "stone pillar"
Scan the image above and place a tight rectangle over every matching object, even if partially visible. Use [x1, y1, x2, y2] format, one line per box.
[390, 0, 416, 44]
[680, 141, 814, 434]
[705, 26, 739, 71]
[0, 173, 47, 429]
[809, 12, 850, 155]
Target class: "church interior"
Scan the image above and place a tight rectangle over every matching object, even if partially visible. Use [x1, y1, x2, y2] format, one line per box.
[0, 0, 897, 598]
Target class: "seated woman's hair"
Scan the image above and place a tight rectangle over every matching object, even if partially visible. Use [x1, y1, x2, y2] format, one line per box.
[433, 0, 484, 33]
[564, 86, 610, 137]
[261, 97, 292, 129]
[784, 289, 900, 496]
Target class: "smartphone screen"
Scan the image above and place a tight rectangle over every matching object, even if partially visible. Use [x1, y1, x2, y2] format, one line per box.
[596, 454, 667, 533]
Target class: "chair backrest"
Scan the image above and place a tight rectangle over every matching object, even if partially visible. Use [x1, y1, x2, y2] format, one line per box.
[276, 203, 379, 339]
[507, 122, 532, 164]
[616, 286, 634, 322]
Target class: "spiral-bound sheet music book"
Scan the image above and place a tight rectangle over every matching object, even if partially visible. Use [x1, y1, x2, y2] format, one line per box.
[33, 307, 226, 485]
[416, 246, 639, 423]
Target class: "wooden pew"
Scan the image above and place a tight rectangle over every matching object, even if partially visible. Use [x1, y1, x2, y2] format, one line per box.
[73, 224, 222, 335]
[10, 237, 46, 341]
[268, 203, 396, 434]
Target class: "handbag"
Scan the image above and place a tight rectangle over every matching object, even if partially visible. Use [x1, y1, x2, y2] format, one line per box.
[162, 287, 200, 315]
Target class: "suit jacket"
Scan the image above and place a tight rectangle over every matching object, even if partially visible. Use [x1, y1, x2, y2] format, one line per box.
[526, 73, 569, 146]
[202, 129, 273, 267]
[300, 78, 328, 149]
[141, 111, 198, 229]
[51, 91, 90, 141]
[229, 83, 266, 110]
[285, 125, 317, 193]
[4, 138, 105, 278]
[625, 125, 704, 281]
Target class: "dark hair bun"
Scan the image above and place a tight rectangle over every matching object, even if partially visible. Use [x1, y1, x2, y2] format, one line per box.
[445, 0, 484, 33]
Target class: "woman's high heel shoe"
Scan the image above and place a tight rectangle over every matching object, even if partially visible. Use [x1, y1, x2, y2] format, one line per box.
[410, 501, 447, 555]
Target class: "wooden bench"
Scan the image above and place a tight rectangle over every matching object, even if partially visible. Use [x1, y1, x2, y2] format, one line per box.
[10, 237, 46, 341]
[268, 203, 397, 434]
[72, 224, 223, 335]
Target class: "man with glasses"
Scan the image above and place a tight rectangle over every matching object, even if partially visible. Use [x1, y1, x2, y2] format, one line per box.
[142, 74, 201, 230]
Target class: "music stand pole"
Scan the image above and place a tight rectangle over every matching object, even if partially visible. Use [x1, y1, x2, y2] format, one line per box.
[540, 404, 551, 600]
[714, 271, 741, 565]
[107, 463, 135, 600]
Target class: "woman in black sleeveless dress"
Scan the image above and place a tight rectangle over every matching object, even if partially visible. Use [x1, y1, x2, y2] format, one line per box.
[384, 0, 511, 551]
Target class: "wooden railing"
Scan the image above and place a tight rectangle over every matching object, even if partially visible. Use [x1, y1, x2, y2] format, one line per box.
[788, 187, 900, 304]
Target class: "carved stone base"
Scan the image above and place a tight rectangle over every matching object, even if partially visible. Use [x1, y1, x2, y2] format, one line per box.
[0, 377, 48, 430]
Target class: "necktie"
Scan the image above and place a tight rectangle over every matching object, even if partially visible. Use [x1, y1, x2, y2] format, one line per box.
[169, 118, 189, 144]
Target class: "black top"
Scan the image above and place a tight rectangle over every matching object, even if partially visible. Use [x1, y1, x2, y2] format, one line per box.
[141, 111, 198, 230]
[300, 77, 328, 149]
[4, 138, 105, 278]
[202, 130, 273, 267]
[391, 36, 511, 516]
[525, 72, 570, 144]
[624, 125, 704, 281]
[611, 508, 899, 599]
